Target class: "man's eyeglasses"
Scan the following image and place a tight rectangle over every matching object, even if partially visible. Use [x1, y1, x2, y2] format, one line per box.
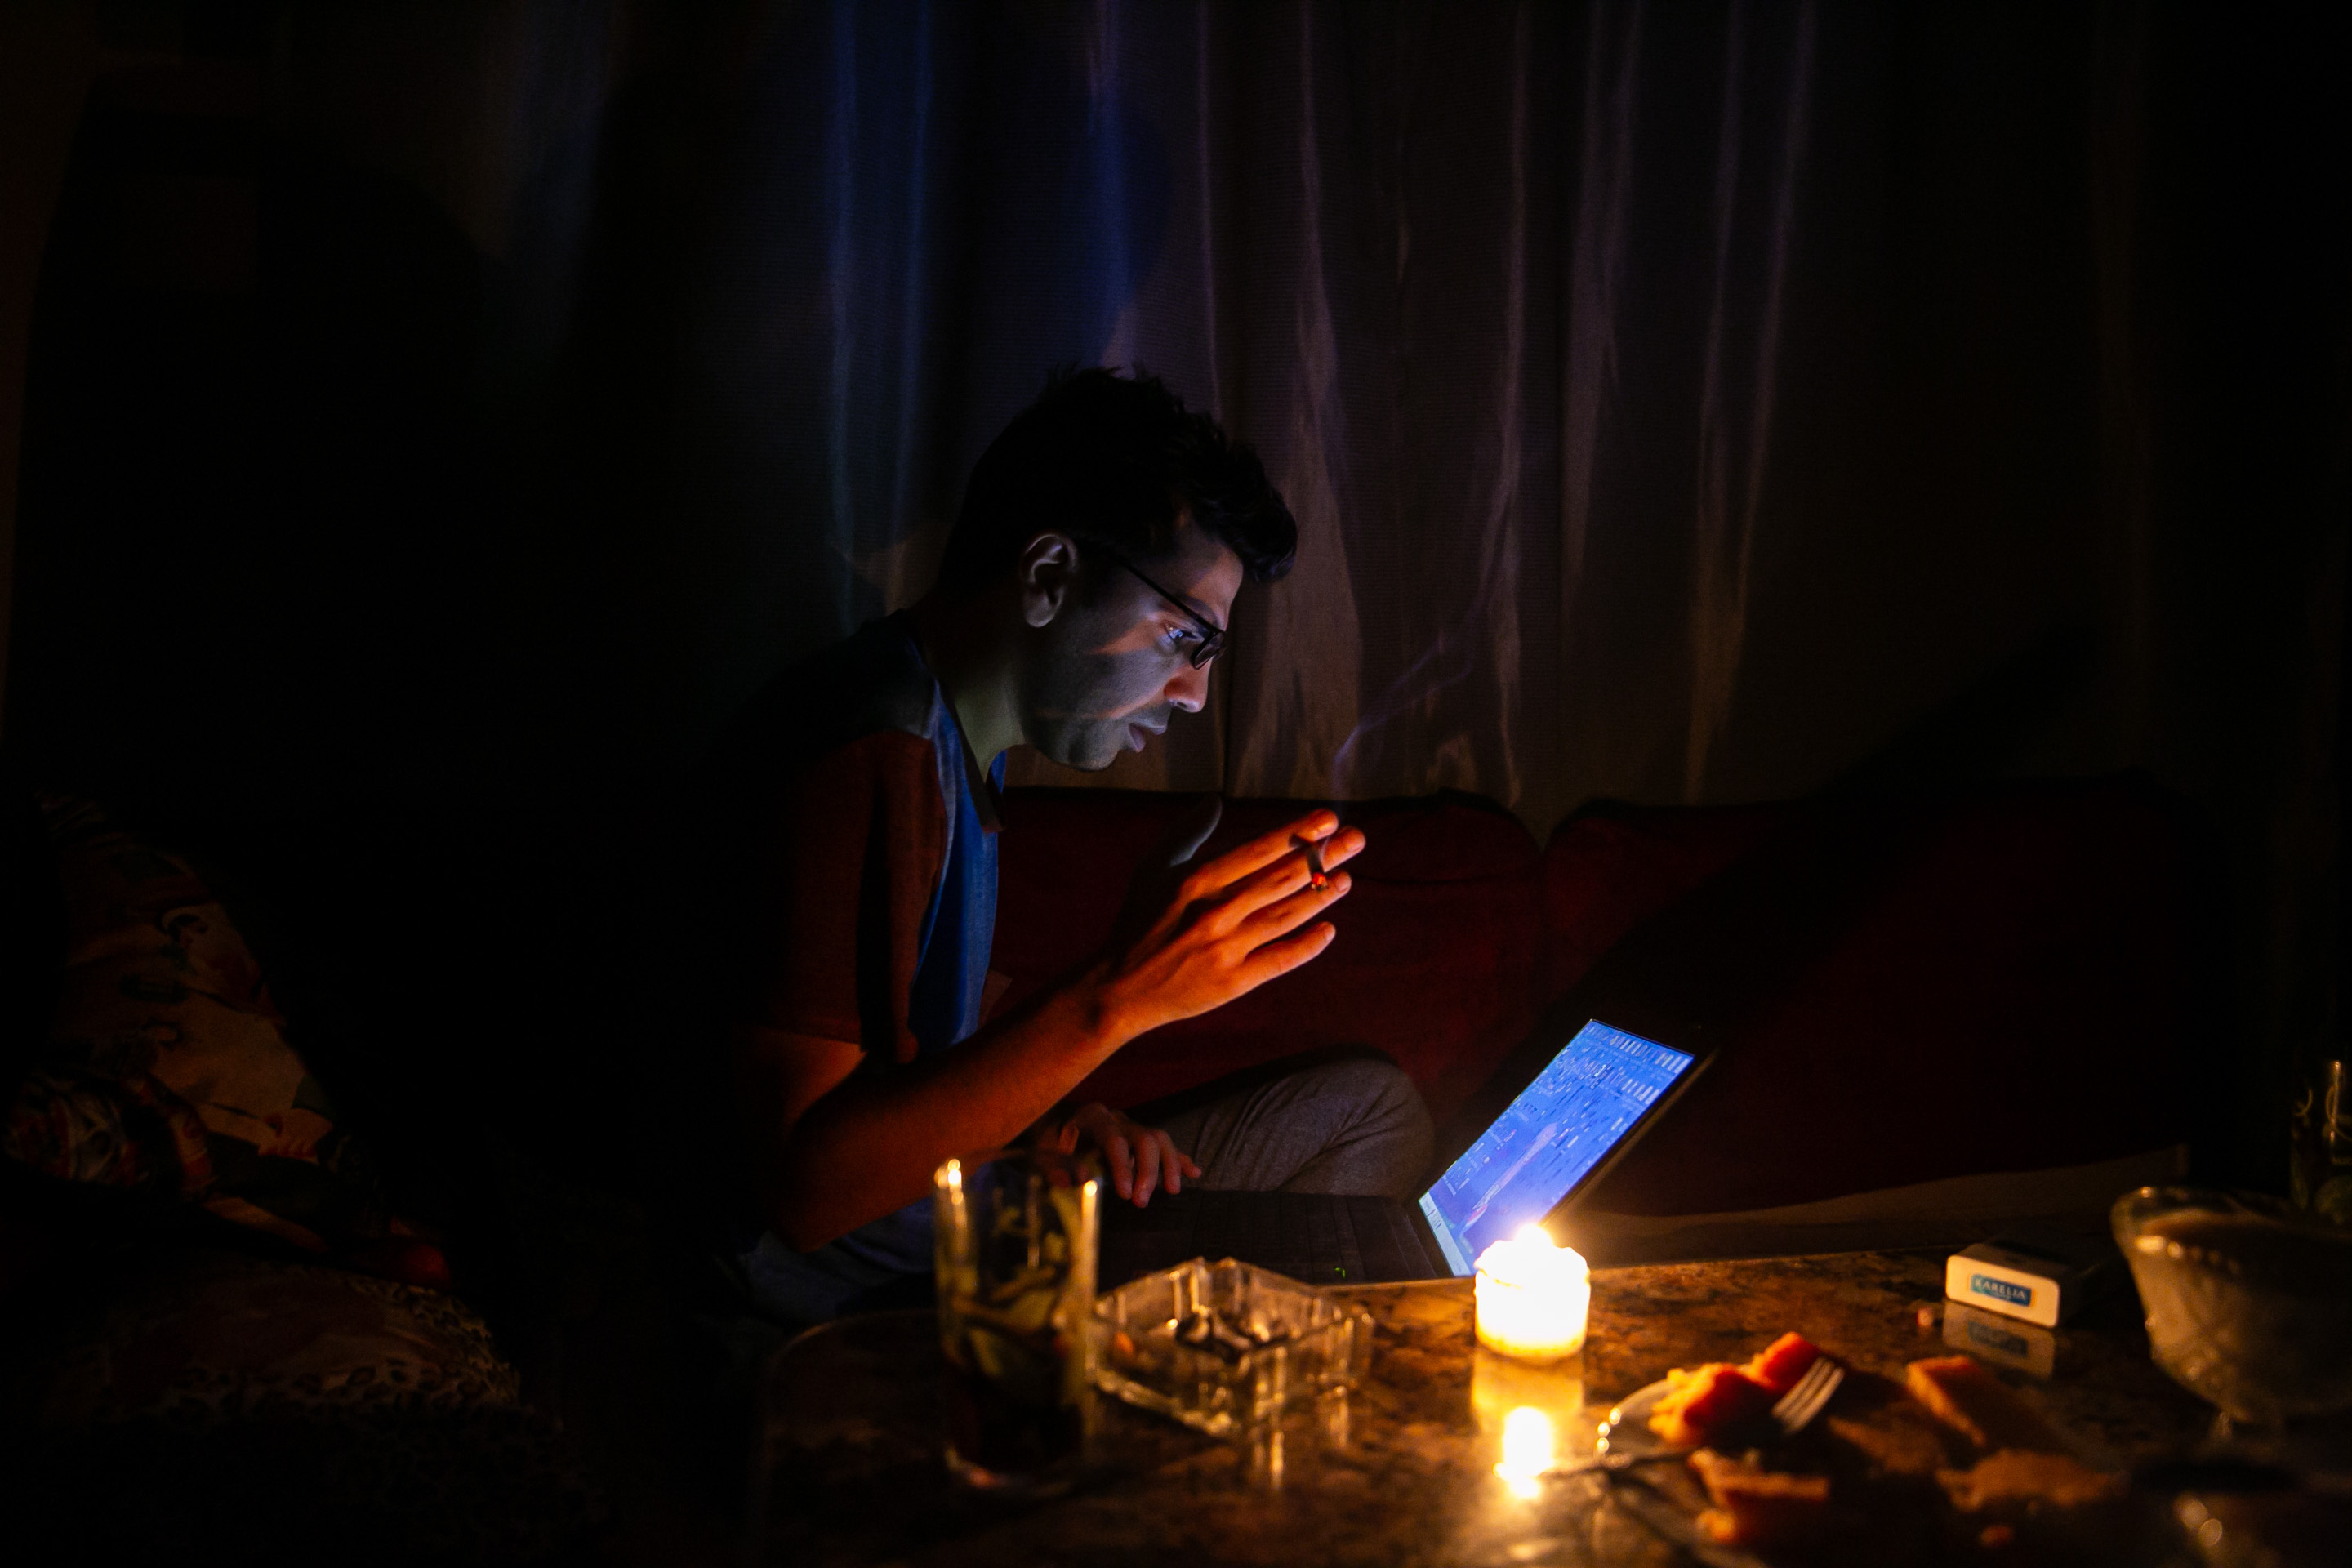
[1089, 546, 1227, 668]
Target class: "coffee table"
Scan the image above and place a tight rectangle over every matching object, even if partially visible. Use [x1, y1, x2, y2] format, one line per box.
[751, 1250, 2212, 1566]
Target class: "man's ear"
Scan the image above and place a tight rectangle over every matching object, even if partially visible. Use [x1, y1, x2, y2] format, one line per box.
[1017, 532, 1081, 629]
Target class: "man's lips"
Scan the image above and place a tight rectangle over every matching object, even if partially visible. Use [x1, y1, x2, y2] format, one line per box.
[1126, 719, 1166, 751]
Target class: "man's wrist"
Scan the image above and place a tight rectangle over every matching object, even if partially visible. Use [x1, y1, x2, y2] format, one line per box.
[1068, 961, 1144, 1058]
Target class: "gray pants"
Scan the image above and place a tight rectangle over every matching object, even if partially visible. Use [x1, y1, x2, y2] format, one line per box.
[740, 1055, 1433, 1323]
[1150, 1056, 1434, 1200]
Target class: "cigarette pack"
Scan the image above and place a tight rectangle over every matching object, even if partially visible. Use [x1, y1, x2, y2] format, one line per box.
[1943, 1232, 2114, 1328]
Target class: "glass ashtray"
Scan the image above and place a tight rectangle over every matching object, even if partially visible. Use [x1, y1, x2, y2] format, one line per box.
[1090, 1258, 1374, 1438]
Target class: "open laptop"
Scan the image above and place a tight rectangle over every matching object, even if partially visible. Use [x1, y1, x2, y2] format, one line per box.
[1099, 1017, 1713, 1287]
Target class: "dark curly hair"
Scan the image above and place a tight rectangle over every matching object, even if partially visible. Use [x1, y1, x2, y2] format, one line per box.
[936, 367, 1297, 590]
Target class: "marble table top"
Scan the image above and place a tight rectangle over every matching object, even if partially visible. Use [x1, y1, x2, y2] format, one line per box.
[751, 1250, 2213, 1566]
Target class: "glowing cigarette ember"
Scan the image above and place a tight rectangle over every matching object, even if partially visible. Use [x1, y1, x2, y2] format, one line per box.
[1297, 834, 1329, 890]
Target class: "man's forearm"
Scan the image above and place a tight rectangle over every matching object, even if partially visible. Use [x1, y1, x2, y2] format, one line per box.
[746, 808, 1359, 1251]
[750, 974, 1127, 1250]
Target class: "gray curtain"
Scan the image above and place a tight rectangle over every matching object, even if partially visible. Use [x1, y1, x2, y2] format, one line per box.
[559, 0, 2330, 843]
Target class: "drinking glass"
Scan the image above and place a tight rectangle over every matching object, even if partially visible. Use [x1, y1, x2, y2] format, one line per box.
[2289, 1059, 2352, 1223]
[933, 1148, 1100, 1493]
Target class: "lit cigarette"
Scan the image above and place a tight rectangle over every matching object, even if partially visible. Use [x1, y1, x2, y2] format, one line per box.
[1297, 835, 1329, 890]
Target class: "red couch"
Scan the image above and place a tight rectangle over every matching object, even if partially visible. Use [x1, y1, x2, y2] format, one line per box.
[994, 777, 2201, 1234]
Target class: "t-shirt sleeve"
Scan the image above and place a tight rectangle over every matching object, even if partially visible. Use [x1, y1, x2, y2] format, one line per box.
[734, 730, 947, 1062]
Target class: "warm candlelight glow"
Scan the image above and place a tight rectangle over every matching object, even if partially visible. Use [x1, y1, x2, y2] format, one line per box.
[1494, 1406, 1555, 1498]
[1472, 1348, 1586, 1494]
[1474, 1226, 1591, 1362]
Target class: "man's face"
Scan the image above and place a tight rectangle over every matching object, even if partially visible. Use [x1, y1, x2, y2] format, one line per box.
[1019, 519, 1244, 772]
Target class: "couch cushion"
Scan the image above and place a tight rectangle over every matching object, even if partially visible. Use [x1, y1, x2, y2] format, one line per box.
[995, 790, 1544, 1126]
[1542, 800, 1790, 998]
[1, 797, 443, 1281]
[1560, 780, 2203, 1215]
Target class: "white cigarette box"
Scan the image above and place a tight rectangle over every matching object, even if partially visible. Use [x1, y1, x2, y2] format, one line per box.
[1944, 1238, 2102, 1328]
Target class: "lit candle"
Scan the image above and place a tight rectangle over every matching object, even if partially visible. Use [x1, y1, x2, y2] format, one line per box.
[1475, 1226, 1591, 1362]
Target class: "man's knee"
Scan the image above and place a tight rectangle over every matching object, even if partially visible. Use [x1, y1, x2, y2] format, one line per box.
[1267, 1055, 1433, 1199]
[1297, 1054, 1428, 1122]
[1291, 1056, 1433, 1163]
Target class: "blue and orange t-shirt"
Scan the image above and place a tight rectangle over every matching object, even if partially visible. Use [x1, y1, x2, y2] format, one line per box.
[706, 612, 1003, 1315]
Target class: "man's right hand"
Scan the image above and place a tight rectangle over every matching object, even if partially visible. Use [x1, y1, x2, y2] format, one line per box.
[742, 808, 1361, 1252]
[1089, 808, 1364, 1042]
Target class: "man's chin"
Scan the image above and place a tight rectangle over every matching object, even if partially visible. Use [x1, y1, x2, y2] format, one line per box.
[1039, 728, 1133, 773]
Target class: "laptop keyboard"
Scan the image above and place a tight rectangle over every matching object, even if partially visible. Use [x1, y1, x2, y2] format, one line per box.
[1191, 1189, 1368, 1285]
[1099, 1189, 1445, 1288]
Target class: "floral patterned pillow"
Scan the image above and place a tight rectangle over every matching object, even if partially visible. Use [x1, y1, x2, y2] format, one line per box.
[2, 797, 441, 1280]
[34, 1250, 515, 1425]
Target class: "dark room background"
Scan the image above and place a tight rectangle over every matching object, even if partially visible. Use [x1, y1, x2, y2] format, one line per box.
[2, 1, 2345, 1199]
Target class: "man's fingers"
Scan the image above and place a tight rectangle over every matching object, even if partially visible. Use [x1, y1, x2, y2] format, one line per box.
[1132, 1133, 1162, 1206]
[1183, 810, 1343, 899]
[1156, 1133, 1189, 1194]
[1223, 868, 1353, 945]
[1193, 838, 1361, 937]
[1107, 1134, 1134, 1200]
[1234, 920, 1339, 991]
[1304, 825, 1367, 872]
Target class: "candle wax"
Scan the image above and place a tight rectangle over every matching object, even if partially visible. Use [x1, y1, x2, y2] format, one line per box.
[1474, 1229, 1591, 1362]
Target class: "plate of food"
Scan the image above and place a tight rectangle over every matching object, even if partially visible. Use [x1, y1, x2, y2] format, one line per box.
[1599, 1330, 1831, 1462]
[1597, 1331, 2140, 1561]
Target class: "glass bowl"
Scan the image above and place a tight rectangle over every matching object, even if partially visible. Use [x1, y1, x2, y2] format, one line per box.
[1090, 1258, 1373, 1439]
[2112, 1186, 2352, 1423]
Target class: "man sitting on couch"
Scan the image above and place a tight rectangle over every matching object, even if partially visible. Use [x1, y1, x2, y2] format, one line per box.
[706, 368, 1432, 1322]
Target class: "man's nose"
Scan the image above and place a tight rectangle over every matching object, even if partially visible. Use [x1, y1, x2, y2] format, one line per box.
[1165, 657, 1211, 713]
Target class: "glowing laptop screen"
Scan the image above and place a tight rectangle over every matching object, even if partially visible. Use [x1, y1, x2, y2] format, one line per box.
[1417, 1021, 1697, 1275]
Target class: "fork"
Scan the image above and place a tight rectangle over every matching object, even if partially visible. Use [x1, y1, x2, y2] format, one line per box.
[1764, 1356, 1845, 1438]
[1553, 1356, 1847, 1479]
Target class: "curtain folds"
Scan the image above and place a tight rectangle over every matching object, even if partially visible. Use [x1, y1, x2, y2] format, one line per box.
[633, 0, 2227, 835]
[9, 2, 2346, 1177]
